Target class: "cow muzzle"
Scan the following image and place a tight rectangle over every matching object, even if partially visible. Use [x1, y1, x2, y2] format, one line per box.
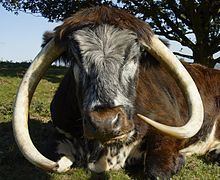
[83, 106, 134, 142]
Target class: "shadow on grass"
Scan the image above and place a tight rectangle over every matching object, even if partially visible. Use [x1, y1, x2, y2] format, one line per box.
[197, 153, 219, 166]
[0, 118, 54, 180]
[0, 62, 67, 84]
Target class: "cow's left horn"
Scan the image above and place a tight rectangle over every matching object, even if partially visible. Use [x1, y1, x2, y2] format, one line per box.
[13, 39, 64, 171]
[138, 35, 204, 139]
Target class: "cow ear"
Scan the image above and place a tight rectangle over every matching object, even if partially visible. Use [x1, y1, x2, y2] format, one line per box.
[139, 38, 170, 68]
[140, 44, 146, 54]
[42, 31, 55, 47]
[139, 44, 160, 68]
[42, 31, 72, 65]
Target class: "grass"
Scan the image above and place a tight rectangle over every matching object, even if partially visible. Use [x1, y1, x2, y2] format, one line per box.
[0, 61, 219, 180]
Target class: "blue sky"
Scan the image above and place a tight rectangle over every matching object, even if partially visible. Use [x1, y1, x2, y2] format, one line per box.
[0, 6, 60, 62]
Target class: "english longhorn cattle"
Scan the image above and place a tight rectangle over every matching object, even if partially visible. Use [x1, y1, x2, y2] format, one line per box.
[13, 6, 220, 179]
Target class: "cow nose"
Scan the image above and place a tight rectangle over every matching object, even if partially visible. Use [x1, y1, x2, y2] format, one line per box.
[89, 111, 122, 131]
[84, 106, 125, 137]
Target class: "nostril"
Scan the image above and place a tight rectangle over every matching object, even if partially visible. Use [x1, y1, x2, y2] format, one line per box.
[112, 113, 121, 129]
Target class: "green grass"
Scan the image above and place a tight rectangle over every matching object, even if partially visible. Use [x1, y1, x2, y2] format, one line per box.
[0, 62, 219, 180]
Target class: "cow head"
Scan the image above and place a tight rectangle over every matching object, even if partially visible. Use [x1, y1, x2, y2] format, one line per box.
[67, 25, 140, 142]
[12, 6, 204, 171]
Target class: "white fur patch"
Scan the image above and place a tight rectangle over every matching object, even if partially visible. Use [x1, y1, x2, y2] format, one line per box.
[88, 145, 130, 172]
[57, 156, 73, 173]
[180, 121, 220, 156]
[88, 137, 141, 172]
[114, 91, 132, 107]
[121, 60, 138, 85]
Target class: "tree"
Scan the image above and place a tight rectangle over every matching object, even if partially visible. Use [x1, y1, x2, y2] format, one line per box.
[122, 0, 220, 67]
[1, 0, 219, 67]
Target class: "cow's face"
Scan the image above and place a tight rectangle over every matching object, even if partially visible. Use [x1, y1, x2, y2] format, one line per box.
[67, 25, 141, 143]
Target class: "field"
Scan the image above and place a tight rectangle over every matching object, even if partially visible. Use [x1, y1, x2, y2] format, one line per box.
[0, 62, 219, 179]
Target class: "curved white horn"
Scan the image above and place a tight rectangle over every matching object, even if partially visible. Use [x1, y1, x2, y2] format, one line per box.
[13, 39, 64, 171]
[138, 35, 204, 139]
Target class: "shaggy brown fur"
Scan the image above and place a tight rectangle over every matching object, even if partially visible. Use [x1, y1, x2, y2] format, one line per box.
[134, 63, 220, 177]
[53, 6, 153, 46]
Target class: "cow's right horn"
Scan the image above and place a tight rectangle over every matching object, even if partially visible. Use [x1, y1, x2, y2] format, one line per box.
[138, 35, 204, 139]
[13, 39, 64, 171]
